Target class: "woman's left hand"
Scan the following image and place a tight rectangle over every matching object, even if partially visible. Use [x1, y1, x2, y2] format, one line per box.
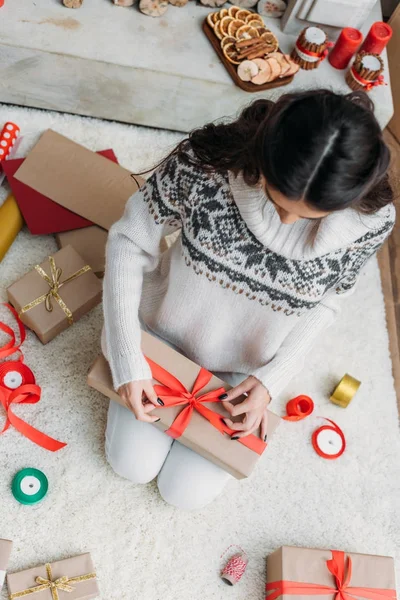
[221, 376, 271, 441]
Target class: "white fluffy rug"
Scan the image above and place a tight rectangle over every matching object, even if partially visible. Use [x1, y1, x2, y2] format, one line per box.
[1, 104, 400, 600]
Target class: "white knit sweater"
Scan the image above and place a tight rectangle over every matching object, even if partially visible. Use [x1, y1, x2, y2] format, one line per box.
[102, 153, 395, 400]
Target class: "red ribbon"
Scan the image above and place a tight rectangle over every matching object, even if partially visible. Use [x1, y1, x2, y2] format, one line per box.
[146, 357, 266, 455]
[296, 41, 334, 61]
[266, 550, 396, 600]
[283, 395, 314, 421]
[0, 303, 25, 360]
[0, 377, 66, 452]
[0, 305, 66, 452]
[350, 67, 385, 91]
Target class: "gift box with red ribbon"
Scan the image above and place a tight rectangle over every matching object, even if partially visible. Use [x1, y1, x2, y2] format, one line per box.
[266, 546, 396, 600]
[88, 331, 280, 479]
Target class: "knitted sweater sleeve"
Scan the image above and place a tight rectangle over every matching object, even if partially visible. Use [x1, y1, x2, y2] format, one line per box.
[103, 155, 183, 390]
[251, 213, 395, 400]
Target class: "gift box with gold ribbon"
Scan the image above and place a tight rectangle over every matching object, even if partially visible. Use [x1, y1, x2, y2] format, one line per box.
[265, 546, 396, 600]
[7, 553, 99, 600]
[88, 330, 280, 479]
[7, 246, 102, 344]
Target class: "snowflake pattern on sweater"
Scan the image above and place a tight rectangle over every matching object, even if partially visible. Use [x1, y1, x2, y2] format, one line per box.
[142, 154, 395, 317]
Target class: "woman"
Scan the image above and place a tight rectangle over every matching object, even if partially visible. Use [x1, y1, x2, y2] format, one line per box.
[102, 89, 395, 510]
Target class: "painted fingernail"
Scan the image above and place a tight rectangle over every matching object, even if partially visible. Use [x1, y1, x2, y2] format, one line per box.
[219, 393, 228, 400]
[157, 398, 164, 406]
[155, 418, 161, 422]
[264, 434, 268, 442]
[231, 436, 239, 440]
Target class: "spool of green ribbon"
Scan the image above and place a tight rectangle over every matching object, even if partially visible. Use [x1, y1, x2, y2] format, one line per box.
[12, 468, 48, 505]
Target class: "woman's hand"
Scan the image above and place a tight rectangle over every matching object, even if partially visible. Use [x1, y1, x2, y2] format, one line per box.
[118, 380, 163, 423]
[221, 376, 271, 441]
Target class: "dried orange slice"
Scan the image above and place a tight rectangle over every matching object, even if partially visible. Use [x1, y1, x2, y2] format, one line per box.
[222, 42, 241, 64]
[247, 19, 266, 29]
[218, 8, 229, 18]
[236, 9, 251, 21]
[236, 25, 259, 40]
[260, 31, 279, 53]
[214, 20, 225, 40]
[220, 16, 234, 36]
[228, 5, 241, 18]
[227, 18, 245, 37]
[221, 35, 237, 49]
[246, 13, 263, 24]
[207, 12, 218, 28]
[256, 26, 269, 35]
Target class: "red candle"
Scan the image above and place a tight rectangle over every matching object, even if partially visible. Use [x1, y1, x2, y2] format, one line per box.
[329, 27, 363, 69]
[360, 22, 392, 55]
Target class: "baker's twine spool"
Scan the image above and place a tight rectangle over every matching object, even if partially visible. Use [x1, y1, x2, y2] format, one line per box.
[330, 373, 361, 408]
[346, 52, 384, 92]
[220, 545, 248, 586]
[291, 26, 332, 70]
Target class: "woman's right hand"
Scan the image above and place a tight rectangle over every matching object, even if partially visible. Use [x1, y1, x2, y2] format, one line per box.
[118, 380, 163, 422]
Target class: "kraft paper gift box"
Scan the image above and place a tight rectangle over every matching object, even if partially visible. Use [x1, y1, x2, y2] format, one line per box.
[88, 330, 281, 479]
[55, 227, 109, 278]
[265, 546, 397, 600]
[7, 245, 103, 344]
[0, 539, 13, 591]
[7, 553, 99, 600]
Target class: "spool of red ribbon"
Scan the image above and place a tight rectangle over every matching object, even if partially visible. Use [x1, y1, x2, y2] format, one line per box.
[283, 395, 314, 421]
[0, 362, 34, 390]
[312, 419, 346, 460]
[0, 303, 66, 452]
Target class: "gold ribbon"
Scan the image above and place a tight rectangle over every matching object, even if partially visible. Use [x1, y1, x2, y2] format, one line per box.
[19, 256, 91, 326]
[330, 373, 361, 408]
[9, 562, 97, 599]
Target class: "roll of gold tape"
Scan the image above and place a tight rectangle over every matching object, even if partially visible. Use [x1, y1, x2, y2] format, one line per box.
[0, 194, 23, 262]
[330, 374, 361, 408]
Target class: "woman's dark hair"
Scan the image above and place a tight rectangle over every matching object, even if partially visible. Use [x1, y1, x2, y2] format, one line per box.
[171, 89, 392, 215]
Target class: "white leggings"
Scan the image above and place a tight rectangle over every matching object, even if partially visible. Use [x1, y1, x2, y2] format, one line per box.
[105, 401, 231, 510]
[102, 327, 245, 511]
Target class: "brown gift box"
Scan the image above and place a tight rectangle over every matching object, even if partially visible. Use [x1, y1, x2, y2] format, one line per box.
[266, 546, 397, 599]
[55, 227, 109, 278]
[7, 553, 99, 600]
[0, 539, 13, 591]
[88, 330, 280, 479]
[7, 245, 103, 344]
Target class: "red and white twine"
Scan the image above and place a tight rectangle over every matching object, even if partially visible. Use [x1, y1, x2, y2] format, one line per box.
[220, 545, 248, 585]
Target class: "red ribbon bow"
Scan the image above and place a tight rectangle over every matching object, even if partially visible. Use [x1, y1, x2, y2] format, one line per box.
[266, 551, 396, 600]
[350, 68, 385, 91]
[146, 357, 266, 455]
[296, 40, 334, 61]
[0, 304, 66, 452]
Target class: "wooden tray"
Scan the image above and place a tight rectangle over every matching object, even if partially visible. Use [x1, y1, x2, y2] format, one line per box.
[203, 19, 294, 93]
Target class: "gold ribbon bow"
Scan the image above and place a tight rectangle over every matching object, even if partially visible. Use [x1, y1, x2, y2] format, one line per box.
[19, 256, 91, 325]
[10, 562, 97, 599]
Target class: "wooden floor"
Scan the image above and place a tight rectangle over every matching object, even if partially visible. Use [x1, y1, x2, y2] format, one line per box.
[378, 129, 400, 411]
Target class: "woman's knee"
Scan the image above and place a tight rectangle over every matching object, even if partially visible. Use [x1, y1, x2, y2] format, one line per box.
[157, 443, 231, 510]
[106, 445, 157, 484]
[105, 400, 173, 484]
